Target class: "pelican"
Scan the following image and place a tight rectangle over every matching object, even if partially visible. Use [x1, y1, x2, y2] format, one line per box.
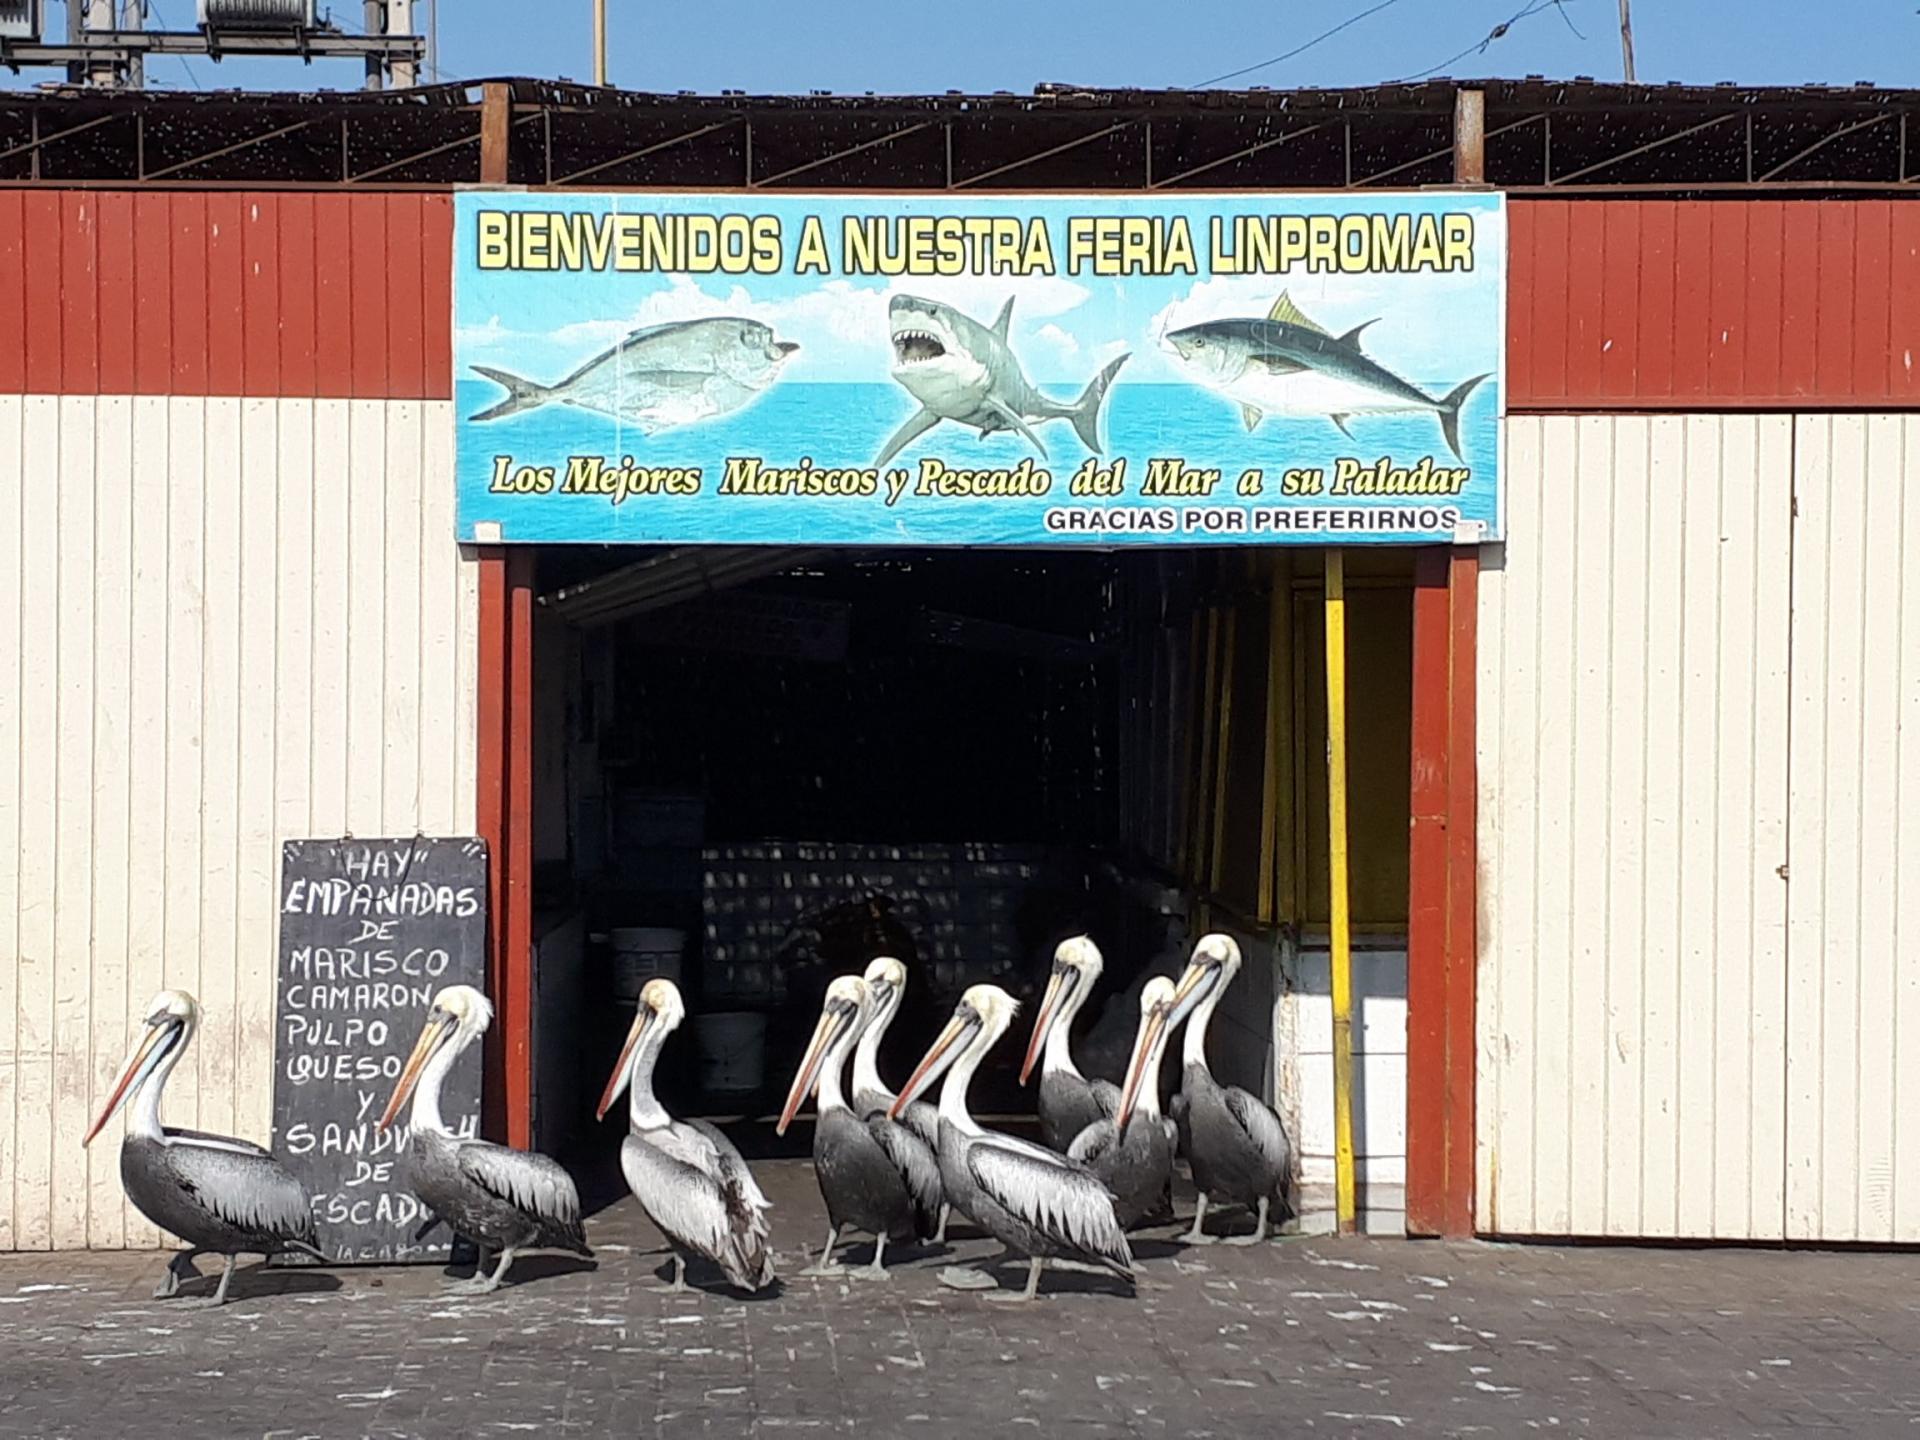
[1019, 936, 1120, 1154]
[377, 986, 591, 1294]
[1069, 977, 1180, 1229]
[778, 975, 941, 1278]
[83, 989, 323, 1306]
[893, 984, 1132, 1302]
[850, 955, 951, 1243]
[598, 978, 775, 1293]
[1168, 934, 1293, 1244]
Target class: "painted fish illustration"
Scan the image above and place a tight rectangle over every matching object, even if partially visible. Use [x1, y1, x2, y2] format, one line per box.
[468, 317, 799, 433]
[1162, 292, 1488, 461]
[875, 294, 1129, 469]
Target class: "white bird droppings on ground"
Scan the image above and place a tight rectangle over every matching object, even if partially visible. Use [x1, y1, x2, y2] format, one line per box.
[1325, 1412, 1411, 1428]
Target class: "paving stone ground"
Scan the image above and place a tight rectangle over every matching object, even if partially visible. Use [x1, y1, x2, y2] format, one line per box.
[3, 1157, 1918, 1438]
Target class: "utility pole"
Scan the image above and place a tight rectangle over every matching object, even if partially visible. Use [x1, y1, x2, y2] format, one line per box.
[364, 0, 383, 88]
[1618, 0, 1637, 82]
[593, 0, 607, 85]
[121, 0, 143, 87]
[389, 0, 414, 86]
[84, 0, 116, 85]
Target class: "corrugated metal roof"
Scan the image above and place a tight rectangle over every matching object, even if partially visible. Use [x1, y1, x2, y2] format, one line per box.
[1, 78, 1915, 190]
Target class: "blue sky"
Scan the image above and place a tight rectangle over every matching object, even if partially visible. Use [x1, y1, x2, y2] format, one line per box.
[14, 0, 1917, 95]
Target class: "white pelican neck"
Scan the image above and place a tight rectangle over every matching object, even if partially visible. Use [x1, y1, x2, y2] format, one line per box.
[625, 1027, 671, 1131]
[1183, 983, 1222, 1072]
[852, 1000, 892, 1104]
[130, 1023, 192, 1142]
[408, 1023, 470, 1137]
[937, 1023, 999, 1137]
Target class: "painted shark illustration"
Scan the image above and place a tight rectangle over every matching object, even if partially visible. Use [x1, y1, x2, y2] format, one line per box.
[875, 294, 1129, 469]
[468, 317, 799, 433]
[1161, 292, 1489, 461]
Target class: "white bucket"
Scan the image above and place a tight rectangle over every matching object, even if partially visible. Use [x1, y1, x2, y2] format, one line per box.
[610, 927, 685, 1000]
[694, 1011, 766, 1094]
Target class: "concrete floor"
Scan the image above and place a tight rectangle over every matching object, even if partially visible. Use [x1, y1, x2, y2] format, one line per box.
[3, 1159, 1919, 1438]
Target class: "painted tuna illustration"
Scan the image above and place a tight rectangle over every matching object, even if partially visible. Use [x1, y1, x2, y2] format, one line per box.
[468, 317, 799, 433]
[1161, 292, 1489, 461]
[875, 294, 1129, 468]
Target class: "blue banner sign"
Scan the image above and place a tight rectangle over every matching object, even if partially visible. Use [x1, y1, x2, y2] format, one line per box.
[453, 191, 1505, 546]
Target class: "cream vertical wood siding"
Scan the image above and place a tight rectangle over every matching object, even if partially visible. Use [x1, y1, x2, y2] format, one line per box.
[0, 395, 477, 1251]
[1785, 414, 1920, 1244]
[1476, 414, 1794, 1240]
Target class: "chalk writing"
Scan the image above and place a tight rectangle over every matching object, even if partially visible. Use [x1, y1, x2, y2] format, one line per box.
[273, 838, 488, 1265]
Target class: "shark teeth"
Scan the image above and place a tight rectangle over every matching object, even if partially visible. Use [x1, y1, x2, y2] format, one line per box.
[892, 329, 947, 363]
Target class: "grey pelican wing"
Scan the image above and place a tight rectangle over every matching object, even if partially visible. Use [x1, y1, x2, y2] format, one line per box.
[684, 1119, 773, 1214]
[1088, 1078, 1122, 1118]
[1169, 1089, 1191, 1157]
[454, 1139, 590, 1254]
[866, 1115, 943, 1235]
[624, 1126, 774, 1290]
[897, 1098, 941, 1155]
[1222, 1085, 1293, 1174]
[163, 1125, 271, 1158]
[161, 1138, 318, 1248]
[1065, 1118, 1116, 1166]
[966, 1136, 1131, 1278]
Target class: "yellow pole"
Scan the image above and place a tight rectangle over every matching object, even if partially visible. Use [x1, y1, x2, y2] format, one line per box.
[1324, 548, 1357, 1236]
[593, 0, 608, 85]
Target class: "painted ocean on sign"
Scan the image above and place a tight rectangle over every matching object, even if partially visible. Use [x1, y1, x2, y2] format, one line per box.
[452, 191, 1506, 546]
[453, 375, 1500, 546]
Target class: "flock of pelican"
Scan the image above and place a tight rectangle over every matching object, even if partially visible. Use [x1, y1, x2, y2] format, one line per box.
[82, 933, 1290, 1305]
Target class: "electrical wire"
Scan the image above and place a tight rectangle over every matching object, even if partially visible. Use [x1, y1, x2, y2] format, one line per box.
[142, 0, 205, 89]
[1194, 0, 1408, 88]
[1393, 0, 1578, 82]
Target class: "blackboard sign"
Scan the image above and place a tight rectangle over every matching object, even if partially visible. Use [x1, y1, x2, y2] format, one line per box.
[273, 837, 488, 1264]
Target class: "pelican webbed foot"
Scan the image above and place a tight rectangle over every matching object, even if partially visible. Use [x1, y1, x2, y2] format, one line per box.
[1222, 1198, 1272, 1246]
[853, 1234, 891, 1281]
[661, 1254, 689, 1294]
[1181, 1192, 1222, 1245]
[936, 1265, 1000, 1291]
[175, 1256, 241, 1307]
[983, 1257, 1045, 1303]
[153, 1248, 208, 1299]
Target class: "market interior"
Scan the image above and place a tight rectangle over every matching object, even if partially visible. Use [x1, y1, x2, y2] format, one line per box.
[522, 544, 1416, 1224]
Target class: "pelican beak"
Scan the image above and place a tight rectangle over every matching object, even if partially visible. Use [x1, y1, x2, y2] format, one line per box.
[82, 1019, 176, 1147]
[778, 999, 854, 1136]
[1115, 1001, 1171, 1134]
[1168, 959, 1218, 1028]
[1019, 967, 1072, 1085]
[596, 1004, 654, 1122]
[891, 1007, 977, 1119]
[376, 1010, 455, 1135]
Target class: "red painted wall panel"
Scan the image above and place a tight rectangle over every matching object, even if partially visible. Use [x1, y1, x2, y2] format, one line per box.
[58, 192, 98, 395]
[278, 193, 318, 397]
[0, 192, 23, 395]
[95, 191, 136, 396]
[2, 189, 452, 400]
[1, 189, 1914, 410]
[1508, 198, 1920, 409]
[22, 191, 63, 393]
